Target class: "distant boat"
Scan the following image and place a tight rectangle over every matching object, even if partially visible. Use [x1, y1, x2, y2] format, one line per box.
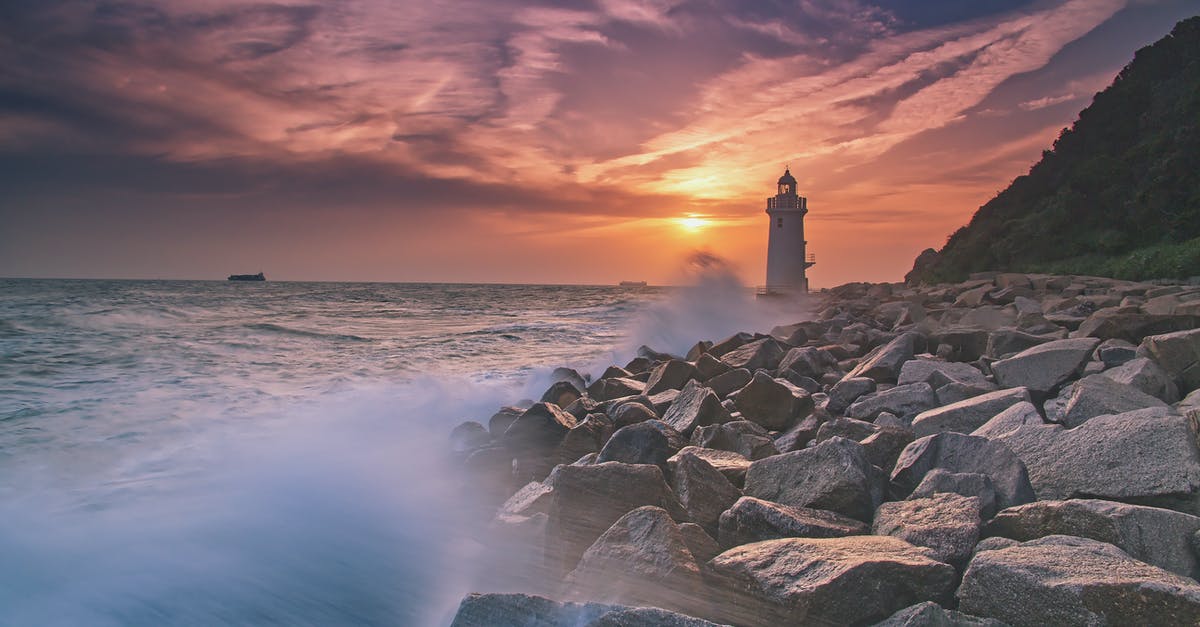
[619, 281, 647, 287]
[228, 272, 266, 282]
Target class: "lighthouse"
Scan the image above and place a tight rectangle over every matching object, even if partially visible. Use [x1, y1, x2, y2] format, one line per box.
[763, 167, 814, 294]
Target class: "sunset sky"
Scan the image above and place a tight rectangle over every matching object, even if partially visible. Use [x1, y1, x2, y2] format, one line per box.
[2, 0, 1197, 287]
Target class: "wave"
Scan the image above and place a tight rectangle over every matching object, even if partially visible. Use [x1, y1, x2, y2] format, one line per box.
[243, 323, 372, 343]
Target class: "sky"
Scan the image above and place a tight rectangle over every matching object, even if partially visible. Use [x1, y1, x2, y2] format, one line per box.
[1, 0, 1197, 286]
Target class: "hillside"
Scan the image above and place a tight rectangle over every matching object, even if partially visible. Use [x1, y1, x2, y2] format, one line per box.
[910, 15, 1200, 284]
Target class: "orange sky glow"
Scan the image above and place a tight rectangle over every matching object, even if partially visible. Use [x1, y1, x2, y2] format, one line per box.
[1, 0, 1197, 287]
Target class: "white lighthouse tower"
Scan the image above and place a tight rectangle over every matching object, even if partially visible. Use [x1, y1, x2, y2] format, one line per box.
[763, 167, 814, 295]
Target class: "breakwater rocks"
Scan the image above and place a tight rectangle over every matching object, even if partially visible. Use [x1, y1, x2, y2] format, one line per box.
[447, 273, 1200, 626]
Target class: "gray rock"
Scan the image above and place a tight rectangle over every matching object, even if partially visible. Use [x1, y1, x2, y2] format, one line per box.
[841, 332, 919, 383]
[985, 499, 1200, 579]
[990, 337, 1100, 394]
[541, 380, 582, 408]
[596, 420, 685, 472]
[846, 382, 939, 424]
[503, 402, 578, 451]
[745, 437, 884, 522]
[980, 403, 1200, 514]
[814, 416, 879, 443]
[771, 414, 822, 453]
[985, 329, 1058, 359]
[691, 421, 779, 461]
[827, 376, 877, 414]
[911, 387, 1031, 438]
[647, 388, 681, 415]
[645, 359, 700, 395]
[778, 346, 834, 379]
[873, 493, 983, 566]
[488, 406, 524, 438]
[677, 522, 722, 564]
[931, 329, 989, 362]
[709, 332, 754, 358]
[670, 452, 742, 533]
[890, 432, 1035, 511]
[668, 446, 750, 489]
[870, 601, 1006, 627]
[1097, 339, 1138, 367]
[694, 352, 731, 380]
[1102, 356, 1181, 403]
[1077, 311, 1199, 344]
[588, 377, 646, 402]
[898, 360, 990, 388]
[584, 607, 725, 627]
[719, 337, 788, 372]
[566, 506, 702, 610]
[717, 496, 868, 548]
[705, 368, 752, 398]
[544, 462, 686, 575]
[661, 380, 732, 436]
[957, 536, 1200, 626]
[731, 371, 813, 431]
[498, 480, 554, 519]
[709, 536, 956, 625]
[1140, 328, 1200, 393]
[1060, 374, 1168, 427]
[451, 420, 491, 452]
[610, 401, 658, 429]
[449, 592, 621, 627]
[860, 426, 917, 472]
[911, 470, 999, 519]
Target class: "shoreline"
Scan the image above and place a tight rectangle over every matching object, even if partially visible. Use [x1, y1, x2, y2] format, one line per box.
[445, 271, 1200, 626]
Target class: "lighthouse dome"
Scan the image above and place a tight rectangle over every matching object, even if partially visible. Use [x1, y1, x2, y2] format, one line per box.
[777, 168, 796, 186]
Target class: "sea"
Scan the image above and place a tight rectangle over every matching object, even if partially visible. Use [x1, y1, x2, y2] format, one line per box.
[0, 272, 804, 625]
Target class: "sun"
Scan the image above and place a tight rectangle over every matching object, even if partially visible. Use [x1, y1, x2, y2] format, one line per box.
[677, 215, 711, 232]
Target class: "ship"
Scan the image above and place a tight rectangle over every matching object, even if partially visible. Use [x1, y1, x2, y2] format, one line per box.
[618, 281, 647, 287]
[228, 272, 266, 281]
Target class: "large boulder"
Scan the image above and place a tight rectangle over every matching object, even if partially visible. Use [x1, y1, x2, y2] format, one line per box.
[890, 432, 1035, 511]
[449, 593, 721, 627]
[708, 536, 956, 625]
[705, 368, 753, 398]
[1058, 374, 1168, 428]
[504, 402, 578, 452]
[717, 496, 869, 548]
[841, 332, 919, 383]
[694, 352, 731, 380]
[1101, 356, 1180, 402]
[731, 371, 813, 431]
[1077, 311, 1199, 344]
[668, 446, 751, 488]
[778, 346, 835, 379]
[910, 469, 999, 520]
[846, 382, 939, 424]
[826, 376, 876, 415]
[719, 337, 788, 371]
[910, 387, 1031, 438]
[543, 462, 685, 576]
[587, 377, 646, 402]
[870, 601, 1005, 627]
[957, 536, 1200, 626]
[610, 401, 658, 429]
[691, 421, 779, 461]
[645, 359, 700, 396]
[872, 493, 983, 567]
[989, 337, 1100, 395]
[744, 437, 884, 522]
[670, 451, 742, 533]
[661, 379, 732, 436]
[897, 360, 991, 389]
[978, 403, 1200, 515]
[1139, 328, 1200, 393]
[596, 420, 685, 473]
[677, 522, 722, 564]
[566, 506, 703, 611]
[583, 607, 725, 627]
[985, 499, 1200, 579]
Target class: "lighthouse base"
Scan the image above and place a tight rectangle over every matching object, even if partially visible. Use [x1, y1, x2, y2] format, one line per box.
[755, 281, 809, 298]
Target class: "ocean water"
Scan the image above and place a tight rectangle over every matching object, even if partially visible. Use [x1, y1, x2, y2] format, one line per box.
[0, 275, 800, 625]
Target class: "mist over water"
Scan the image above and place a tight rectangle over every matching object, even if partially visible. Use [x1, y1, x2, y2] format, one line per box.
[0, 266, 809, 625]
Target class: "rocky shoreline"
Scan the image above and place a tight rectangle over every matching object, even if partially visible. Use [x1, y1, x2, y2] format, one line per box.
[445, 273, 1200, 626]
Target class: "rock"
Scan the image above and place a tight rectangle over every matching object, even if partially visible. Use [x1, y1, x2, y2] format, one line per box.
[719, 337, 788, 372]
[558, 414, 614, 466]
[462, 445, 518, 507]
[1077, 311, 1199, 344]
[905, 248, 941, 285]
[596, 420, 685, 473]
[890, 432, 1035, 511]
[771, 414, 821, 453]
[647, 388, 680, 415]
[826, 376, 876, 414]
[504, 402, 580, 479]
[1101, 356, 1180, 402]
[814, 416, 879, 443]
[870, 601, 1005, 627]
[448, 592, 618, 627]
[488, 406, 524, 438]
[778, 346, 835, 379]
[544, 462, 686, 576]
[1096, 339, 1138, 367]
[566, 506, 702, 610]
[846, 382, 939, 424]
[985, 499, 1200, 579]
[842, 332, 919, 383]
[668, 446, 751, 489]
[541, 380, 582, 408]
[588, 377, 646, 402]
[731, 371, 813, 431]
[744, 437, 884, 522]
[957, 536, 1200, 626]
[910, 387, 1032, 438]
[990, 337, 1099, 395]
[624, 356, 652, 374]
[718, 496, 868, 548]
[677, 522, 722, 564]
[860, 426, 917, 472]
[691, 421, 779, 461]
[980, 404, 1200, 514]
[601, 365, 633, 380]
[972, 536, 1018, 555]
[932, 329, 990, 363]
[645, 359, 700, 395]
[497, 480, 554, 519]
[709, 332, 754, 358]
[564, 396, 601, 421]
[910, 469, 999, 519]
[694, 352, 731, 380]
[709, 536, 956, 625]
[670, 451, 742, 533]
[705, 368, 752, 398]
[1059, 374, 1168, 427]
[451, 420, 492, 452]
[873, 493, 983, 566]
[898, 360, 991, 388]
[685, 340, 713, 362]
[1140, 328, 1200, 393]
[661, 380, 732, 436]
[583, 607, 725, 627]
[610, 401, 658, 429]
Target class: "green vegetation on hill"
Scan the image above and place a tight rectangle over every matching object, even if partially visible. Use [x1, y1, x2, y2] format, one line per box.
[913, 16, 1200, 283]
